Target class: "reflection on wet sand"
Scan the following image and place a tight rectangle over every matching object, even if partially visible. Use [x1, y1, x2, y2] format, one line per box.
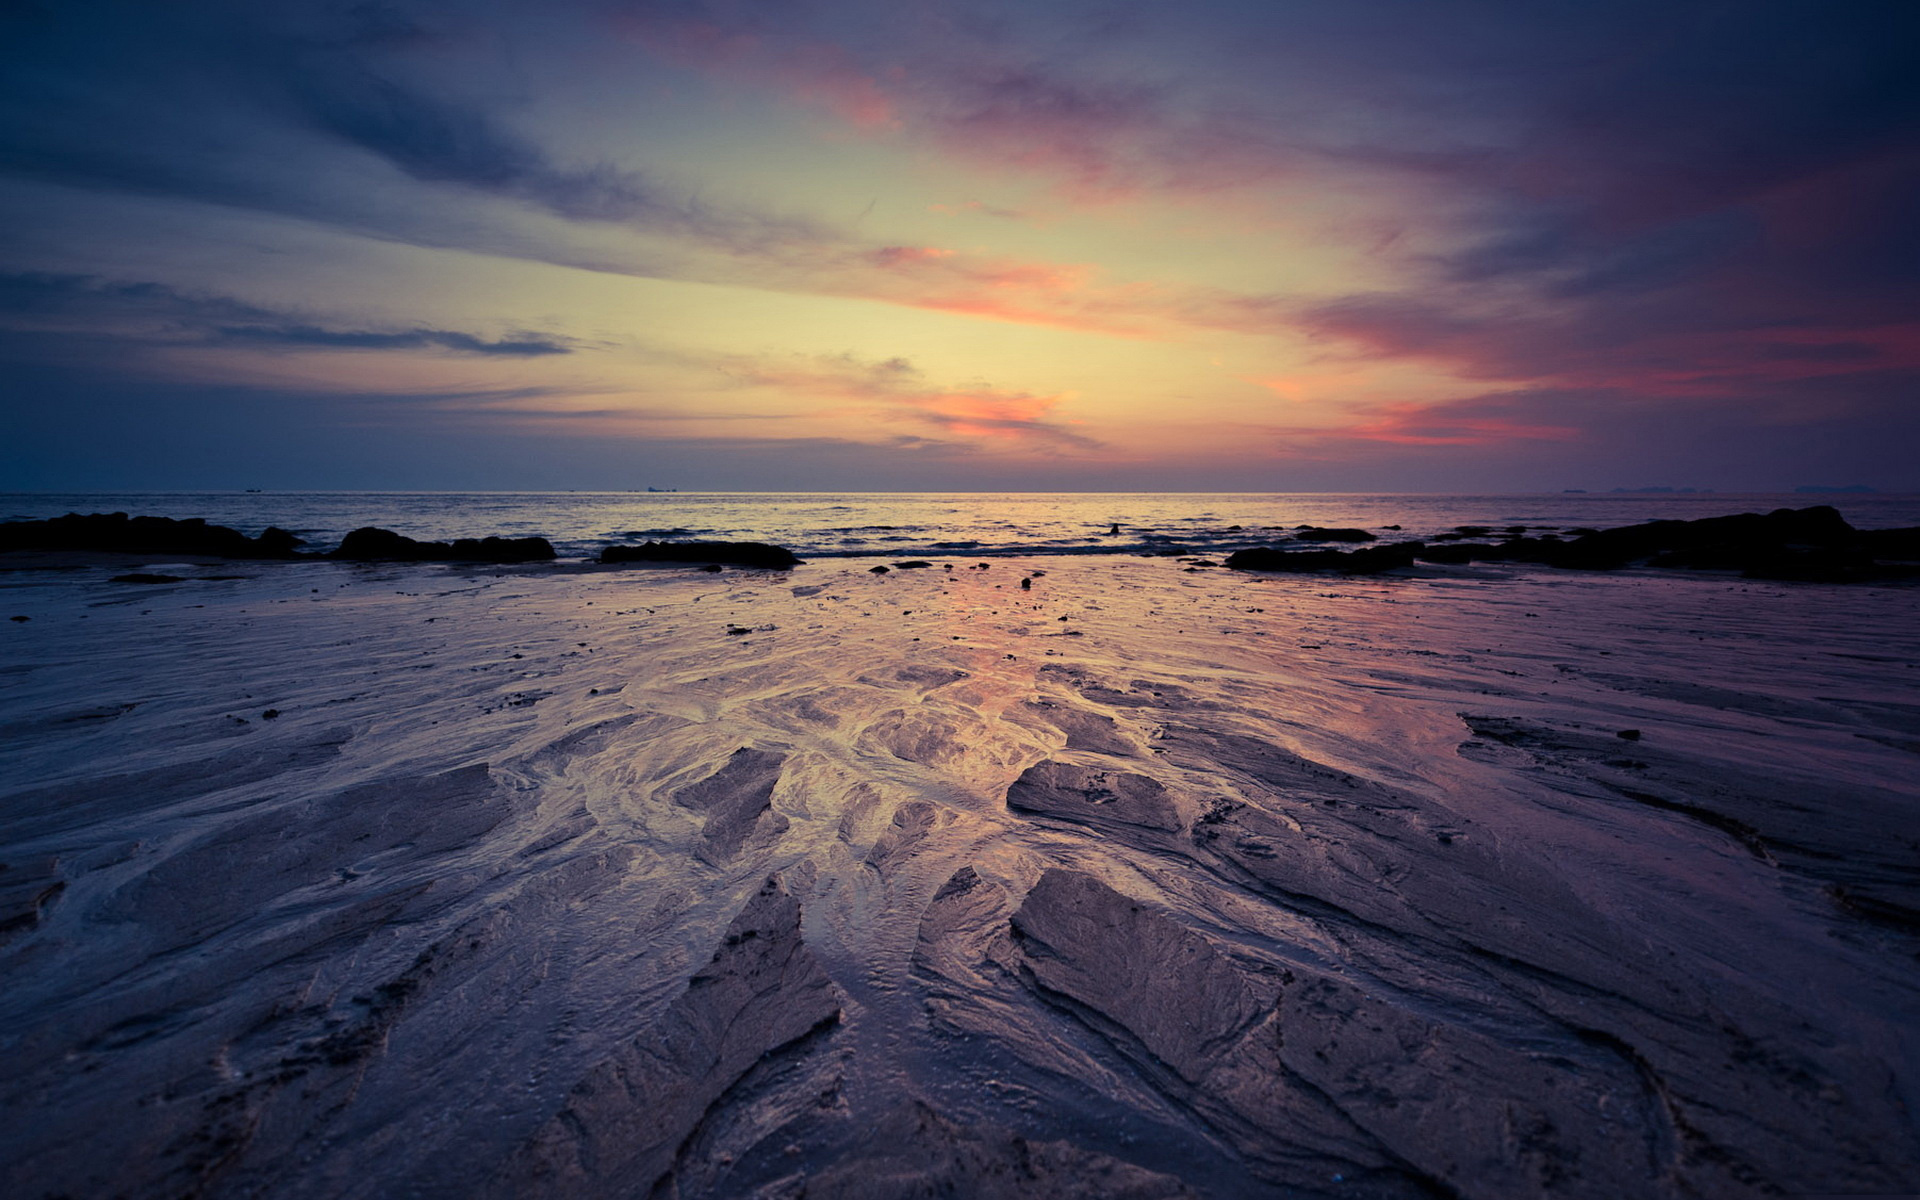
[1, 557, 1916, 1197]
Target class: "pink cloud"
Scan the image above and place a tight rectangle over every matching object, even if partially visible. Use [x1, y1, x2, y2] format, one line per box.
[1334, 403, 1581, 446]
[619, 11, 1291, 204]
[727, 353, 1101, 453]
[1300, 294, 1920, 399]
[619, 16, 898, 129]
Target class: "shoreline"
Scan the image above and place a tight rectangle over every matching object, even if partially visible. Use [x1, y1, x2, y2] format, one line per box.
[6, 502, 1918, 585]
[3, 553, 1918, 1195]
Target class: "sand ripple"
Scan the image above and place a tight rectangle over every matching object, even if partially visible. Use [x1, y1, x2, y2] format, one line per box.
[1, 557, 1917, 1197]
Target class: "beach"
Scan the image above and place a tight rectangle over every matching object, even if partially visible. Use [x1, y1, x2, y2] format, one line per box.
[3, 553, 1918, 1197]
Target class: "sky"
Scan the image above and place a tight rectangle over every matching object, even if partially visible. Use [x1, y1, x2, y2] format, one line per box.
[1, 0, 1916, 492]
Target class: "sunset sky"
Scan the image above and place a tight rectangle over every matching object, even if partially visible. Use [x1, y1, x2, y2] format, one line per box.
[2, 0, 1915, 491]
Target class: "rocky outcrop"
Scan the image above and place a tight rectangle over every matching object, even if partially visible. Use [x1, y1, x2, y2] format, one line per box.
[497, 878, 842, 1197]
[331, 527, 555, 562]
[0, 512, 303, 558]
[795, 1101, 1198, 1199]
[674, 746, 790, 863]
[1414, 505, 1920, 581]
[600, 540, 800, 568]
[1006, 761, 1185, 833]
[1005, 869, 1679, 1198]
[1225, 543, 1420, 574]
[1289, 526, 1377, 542]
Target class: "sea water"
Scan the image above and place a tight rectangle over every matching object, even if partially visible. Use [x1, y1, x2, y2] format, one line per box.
[4, 491, 1917, 560]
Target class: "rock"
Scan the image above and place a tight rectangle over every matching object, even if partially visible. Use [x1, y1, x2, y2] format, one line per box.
[1006, 761, 1184, 833]
[1395, 507, 1917, 581]
[1290, 526, 1376, 542]
[869, 565, 891, 574]
[675, 747, 789, 863]
[0, 856, 63, 943]
[0, 513, 305, 559]
[254, 526, 303, 556]
[798, 1101, 1198, 1199]
[1738, 547, 1883, 582]
[1857, 526, 1920, 561]
[600, 540, 799, 568]
[1551, 505, 1855, 571]
[498, 878, 841, 1197]
[1011, 870, 1265, 1085]
[1225, 543, 1419, 574]
[331, 528, 555, 563]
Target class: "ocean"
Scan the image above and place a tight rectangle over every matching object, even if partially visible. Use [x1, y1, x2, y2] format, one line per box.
[5, 491, 1917, 561]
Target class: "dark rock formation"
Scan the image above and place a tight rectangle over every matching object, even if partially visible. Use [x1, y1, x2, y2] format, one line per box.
[0, 513, 304, 558]
[0, 857, 63, 944]
[674, 747, 789, 863]
[797, 1101, 1197, 1199]
[332, 527, 555, 563]
[1007, 761, 1185, 833]
[600, 540, 800, 569]
[498, 878, 842, 1197]
[1289, 526, 1376, 542]
[1409, 506, 1920, 581]
[1225, 543, 1420, 574]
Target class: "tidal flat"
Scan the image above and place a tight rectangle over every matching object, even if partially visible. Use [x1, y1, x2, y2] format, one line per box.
[2, 556, 1917, 1198]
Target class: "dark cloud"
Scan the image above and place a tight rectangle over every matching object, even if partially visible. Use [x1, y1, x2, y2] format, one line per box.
[281, 64, 672, 225]
[0, 0, 826, 262]
[209, 324, 571, 356]
[2, 0, 1914, 487]
[726, 351, 1105, 453]
[0, 270, 572, 358]
[0, 271, 274, 321]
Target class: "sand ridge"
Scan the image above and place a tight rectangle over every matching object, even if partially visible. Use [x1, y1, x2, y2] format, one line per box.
[1, 556, 1917, 1197]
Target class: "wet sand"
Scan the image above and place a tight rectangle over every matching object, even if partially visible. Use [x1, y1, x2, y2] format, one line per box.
[2, 556, 1917, 1198]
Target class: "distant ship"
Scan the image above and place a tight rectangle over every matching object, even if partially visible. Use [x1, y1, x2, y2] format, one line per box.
[647, 486, 678, 493]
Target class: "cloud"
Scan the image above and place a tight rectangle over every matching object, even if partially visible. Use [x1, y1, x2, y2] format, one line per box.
[1299, 290, 1920, 400]
[209, 324, 571, 356]
[4, 0, 1915, 490]
[928, 199, 1029, 221]
[620, 2, 1289, 202]
[1278, 398, 1582, 448]
[0, 0, 827, 259]
[0, 270, 573, 359]
[619, 0, 1920, 381]
[726, 351, 1102, 453]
